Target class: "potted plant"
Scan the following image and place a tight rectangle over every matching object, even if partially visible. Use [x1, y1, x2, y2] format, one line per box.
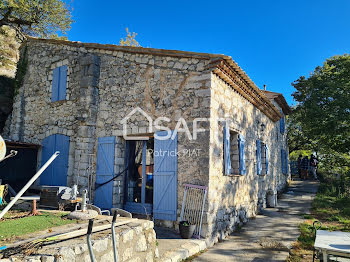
[179, 221, 196, 239]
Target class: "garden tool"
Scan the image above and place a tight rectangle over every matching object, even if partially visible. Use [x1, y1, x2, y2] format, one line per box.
[87, 219, 96, 262]
[111, 210, 118, 262]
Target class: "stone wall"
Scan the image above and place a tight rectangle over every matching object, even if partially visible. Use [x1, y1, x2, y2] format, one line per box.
[203, 73, 289, 244]
[2, 219, 157, 262]
[95, 50, 212, 214]
[4, 39, 213, 225]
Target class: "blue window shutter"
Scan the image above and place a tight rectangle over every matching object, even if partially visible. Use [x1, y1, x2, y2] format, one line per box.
[223, 123, 231, 175]
[153, 130, 178, 221]
[95, 136, 115, 210]
[281, 149, 284, 173]
[51, 67, 60, 101]
[58, 65, 67, 100]
[239, 134, 246, 175]
[265, 144, 269, 174]
[280, 116, 285, 134]
[53, 134, 70, 186]
[40, 135, 55, 185]
[256, 140, 262, 175]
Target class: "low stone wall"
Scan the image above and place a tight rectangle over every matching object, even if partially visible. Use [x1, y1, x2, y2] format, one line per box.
[2, 219, 157, 262]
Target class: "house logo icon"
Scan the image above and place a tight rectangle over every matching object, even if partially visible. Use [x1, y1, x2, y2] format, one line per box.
[120, 107, 153, 140]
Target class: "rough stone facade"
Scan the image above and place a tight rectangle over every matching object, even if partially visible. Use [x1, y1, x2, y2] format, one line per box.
[3, 38, 290, 244]
[2, 219, 157, 262]
[203, 74, 289, 244]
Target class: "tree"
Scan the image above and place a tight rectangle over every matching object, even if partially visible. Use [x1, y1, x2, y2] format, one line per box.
[292, 54, 350, 154]
[0, 0, 73, 39]
[287, 108, 313, 153]
[119, 28, 140, 47]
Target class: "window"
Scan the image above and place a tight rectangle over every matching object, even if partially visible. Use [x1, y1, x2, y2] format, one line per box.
[51, 65, 67, 102]
[223, 123, 246, 175]
[257, 140, 269, 175]
[281, 149, 288, 174]
[230, 130, 240, 174]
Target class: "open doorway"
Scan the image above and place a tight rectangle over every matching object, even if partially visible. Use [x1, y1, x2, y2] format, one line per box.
[124, 138, 154, 215]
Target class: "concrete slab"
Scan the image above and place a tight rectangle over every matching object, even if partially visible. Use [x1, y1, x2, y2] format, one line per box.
[155, 226, 207, 262]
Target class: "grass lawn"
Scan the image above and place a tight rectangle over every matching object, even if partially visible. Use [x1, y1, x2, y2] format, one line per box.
[0, 211, 75, 244]
[287, 175, 350, 262]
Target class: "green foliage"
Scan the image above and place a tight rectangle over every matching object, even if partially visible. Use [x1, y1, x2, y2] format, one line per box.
[289, 149, 312, 161]
[0, 0, 73, 38]
[317, 172, 350, 199]
[317, 149, 350, 175]
[297, 223, 315, 249]
[119, 28, 141, 47]
[287, 108, 314, 153]
[0, 212, 75, 242]
[292, 54, 350, 154]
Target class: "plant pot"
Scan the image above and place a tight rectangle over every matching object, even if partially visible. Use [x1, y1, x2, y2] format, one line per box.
[179, 221, 196, 239]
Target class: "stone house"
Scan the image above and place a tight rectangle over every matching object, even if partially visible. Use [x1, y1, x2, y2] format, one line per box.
[3, 37, 290, 244]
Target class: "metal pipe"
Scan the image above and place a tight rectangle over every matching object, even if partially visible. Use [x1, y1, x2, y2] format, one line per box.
[0, 150, 18, 163]
[87, 219, 96, 262]
[81, 189, 88, 212]
[0, 151, 60, 220]
[111, 210, 118, 262]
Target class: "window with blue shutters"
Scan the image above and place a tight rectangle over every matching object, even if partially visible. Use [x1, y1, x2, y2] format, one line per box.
[257, 141, 268, 175]
[51, 65, 67, 102]
[223, 124, 243, 175]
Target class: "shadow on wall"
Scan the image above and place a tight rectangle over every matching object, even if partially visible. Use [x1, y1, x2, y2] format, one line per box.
[0, 76, 14, 133]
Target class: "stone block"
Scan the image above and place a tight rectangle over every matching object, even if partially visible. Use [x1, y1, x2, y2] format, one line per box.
[74, 244, 88, 255]
[135, 235, 147, 252]
[100, 251, 114, 261]
[92, 238, 108, 252]
[121, 228, 134, 243]
[122, 247, 133, 261]
[41, 256, 55, 262]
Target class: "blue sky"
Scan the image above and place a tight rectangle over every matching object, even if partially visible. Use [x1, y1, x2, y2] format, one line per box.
[67, 0, 350, 105]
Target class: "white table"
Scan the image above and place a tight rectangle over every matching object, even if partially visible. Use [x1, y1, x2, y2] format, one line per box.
[314, 230, 350, 262]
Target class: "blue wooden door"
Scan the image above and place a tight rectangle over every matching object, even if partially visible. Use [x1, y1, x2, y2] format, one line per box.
[95, 136, 115, 210]
[41, 134, 70, 186]
[40, 135, 55, 185]
[153, 131, 178, 221]
[54, 134, 70, 186]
